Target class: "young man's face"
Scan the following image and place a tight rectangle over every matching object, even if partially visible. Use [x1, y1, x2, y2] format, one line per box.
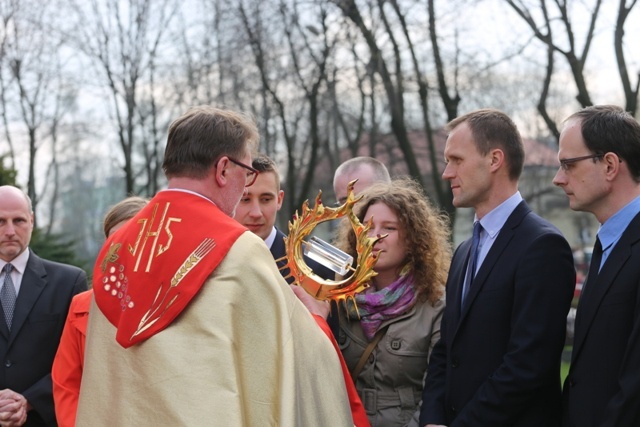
[234, 171, 284, 241]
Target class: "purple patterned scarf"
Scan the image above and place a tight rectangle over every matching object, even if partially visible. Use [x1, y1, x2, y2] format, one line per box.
[347, 273, 417, 340]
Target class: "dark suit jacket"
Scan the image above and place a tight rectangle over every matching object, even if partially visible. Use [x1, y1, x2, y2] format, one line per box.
[420, 201, 575, 427]
[269, 228, 335, 283]
[269, 228, 340, 335]
[562, 212, 640, 427]
[0, 250, 87, 426]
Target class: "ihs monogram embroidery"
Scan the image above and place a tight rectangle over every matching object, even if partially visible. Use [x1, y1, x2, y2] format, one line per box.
[97, 199, 219, 343]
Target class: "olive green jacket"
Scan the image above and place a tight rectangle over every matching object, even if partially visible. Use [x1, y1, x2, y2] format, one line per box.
[339, 297, 445, 427]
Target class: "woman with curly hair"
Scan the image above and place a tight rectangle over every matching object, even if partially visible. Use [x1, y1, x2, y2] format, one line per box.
[334, 177, 451, 427]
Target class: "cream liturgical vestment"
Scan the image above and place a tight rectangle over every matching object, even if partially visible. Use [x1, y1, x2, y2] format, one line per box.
[76, 191, 353, 426]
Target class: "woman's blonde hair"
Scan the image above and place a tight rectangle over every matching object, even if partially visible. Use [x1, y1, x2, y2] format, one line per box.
[103, 196, 149, 238]
[334, 178, 451, 303]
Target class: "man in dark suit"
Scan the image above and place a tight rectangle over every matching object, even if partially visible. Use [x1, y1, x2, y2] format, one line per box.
[419, 109, 575, 427]
[234, 154, 333, 282]
[0, 185, 87, 426]
[553, 105, 640, 427]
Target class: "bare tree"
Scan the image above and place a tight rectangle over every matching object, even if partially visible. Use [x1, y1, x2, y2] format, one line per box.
[0, 0, 18, 166]
[330, 30, 368, 161]
[428, 0, 461, 123]
[506, 0, 603, 109]
[330, 0, 424, 187]
[0, 0, 77, 229]
[237, 0, 298, 196]
[67, 0, 176, 195]
[170, 0, 231, 107]
[504, 0, 639, 139]
[615, 0, 639, 114]
[238, 0, 340, 215]
[393, 0, 455, 220]
[279, 0, 337, 211]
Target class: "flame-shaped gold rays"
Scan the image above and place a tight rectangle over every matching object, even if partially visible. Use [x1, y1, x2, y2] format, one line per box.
[278, 180, 385, 310]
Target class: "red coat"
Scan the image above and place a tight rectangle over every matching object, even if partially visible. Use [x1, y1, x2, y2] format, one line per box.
[51, 289, 92, 427]
[313, 314, 370, 427]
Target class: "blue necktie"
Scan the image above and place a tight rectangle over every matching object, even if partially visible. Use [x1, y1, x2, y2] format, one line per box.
[1, 264, 17, 330]
[461, 222, 482, 307]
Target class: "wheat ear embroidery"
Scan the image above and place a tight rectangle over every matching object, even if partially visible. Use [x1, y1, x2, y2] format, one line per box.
[131, 238, 216, 340]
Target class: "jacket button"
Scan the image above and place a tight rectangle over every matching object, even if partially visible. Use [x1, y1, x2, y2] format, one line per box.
[391, 340, 401, 350]
[451, 359, 459, 368]
[4, 360, 12, 368]
[368, 354, 374, 363]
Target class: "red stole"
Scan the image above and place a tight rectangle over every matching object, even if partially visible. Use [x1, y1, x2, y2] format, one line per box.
[312, 315, 370, 427]
[93, 190, 245, 348]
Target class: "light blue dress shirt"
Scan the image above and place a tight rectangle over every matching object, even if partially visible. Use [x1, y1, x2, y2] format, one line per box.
[596, 195, 640, 271]
[472, 191, 524, 275]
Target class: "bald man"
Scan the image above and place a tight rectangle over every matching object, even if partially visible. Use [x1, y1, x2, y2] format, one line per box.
[333, 157, 390, 205]
[0, 185, 87, 426]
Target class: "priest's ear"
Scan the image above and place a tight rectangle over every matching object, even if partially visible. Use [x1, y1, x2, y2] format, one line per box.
[214, 156, 233, 187]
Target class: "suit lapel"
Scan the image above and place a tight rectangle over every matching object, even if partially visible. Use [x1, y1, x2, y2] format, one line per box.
[269, 228, 288, 269]
[450, 239, 472, 323]
[8, 251, 47, 348]
[0, 303, 8, 341]
[571, 213, 640, 364]
[456, 202, 530, 330]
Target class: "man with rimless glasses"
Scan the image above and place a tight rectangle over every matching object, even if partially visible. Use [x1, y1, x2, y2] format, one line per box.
[554, 105, 640, 427]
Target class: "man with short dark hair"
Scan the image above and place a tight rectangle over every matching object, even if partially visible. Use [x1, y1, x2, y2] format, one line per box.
[554, 105, 640, 427]
[234, 153, 333, 282]
[420, 109, 575, 427]
[76, 106, 353, 426]
[0, 185, 87, 426]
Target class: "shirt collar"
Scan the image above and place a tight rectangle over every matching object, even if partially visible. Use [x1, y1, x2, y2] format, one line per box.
[598, 195, 640, 252]
[1, 247, 30, 275]
[264, 226, 277, 249]
[475, 191, 523, 239]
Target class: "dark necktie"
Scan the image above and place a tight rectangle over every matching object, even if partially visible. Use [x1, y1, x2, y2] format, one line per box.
[1, 263, 17, 330]
[583, 236, 603, 293]
[461, 221, 482, 307]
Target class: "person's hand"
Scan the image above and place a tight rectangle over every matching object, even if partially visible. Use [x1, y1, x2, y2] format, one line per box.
[290, 285, 331, 319]
[0, 389, 28, 427]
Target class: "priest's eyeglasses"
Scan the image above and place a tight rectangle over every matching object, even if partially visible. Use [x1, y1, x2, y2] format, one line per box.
[559, 153, 604, 172]
[229, 158, 259, 187]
